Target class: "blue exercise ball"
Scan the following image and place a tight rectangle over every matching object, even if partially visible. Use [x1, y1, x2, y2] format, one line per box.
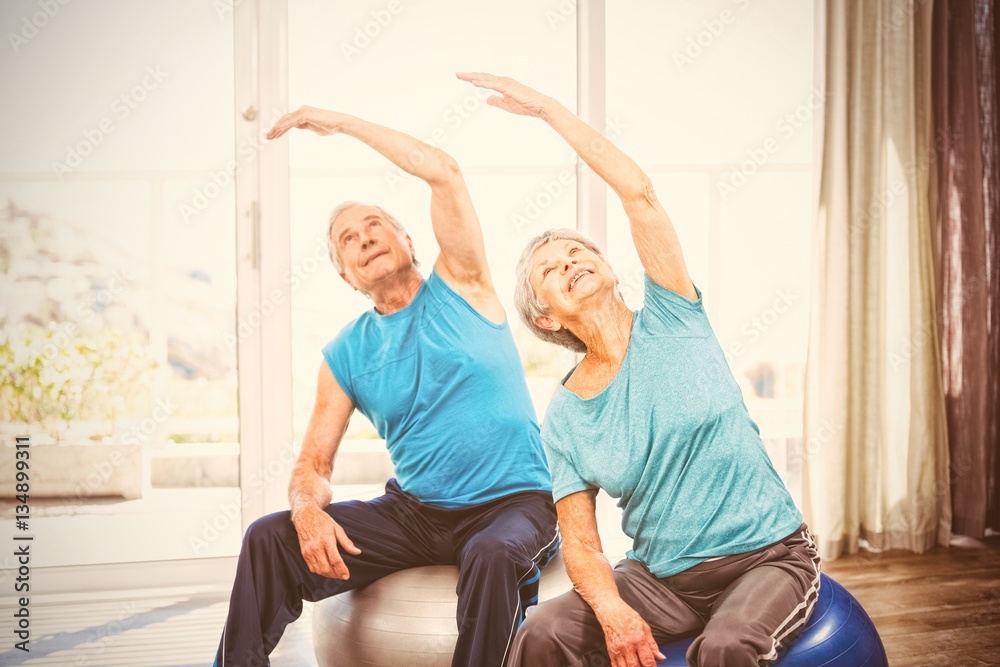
[657, 574, 888, 667]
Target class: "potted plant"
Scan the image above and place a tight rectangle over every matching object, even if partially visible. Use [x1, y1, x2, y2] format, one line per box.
[0, 322, 155, 500]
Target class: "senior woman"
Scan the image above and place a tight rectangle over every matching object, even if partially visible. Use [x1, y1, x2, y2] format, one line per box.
[457, 73, 820, 667]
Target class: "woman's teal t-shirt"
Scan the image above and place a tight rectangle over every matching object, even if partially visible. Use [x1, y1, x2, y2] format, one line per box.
[542, 273, 802, 578]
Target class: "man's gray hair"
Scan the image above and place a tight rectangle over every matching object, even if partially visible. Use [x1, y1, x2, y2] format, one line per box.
[514, 228, 613, 354]
[326, 201, 411, 273]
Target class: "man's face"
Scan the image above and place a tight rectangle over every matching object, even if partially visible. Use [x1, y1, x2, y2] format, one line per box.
[331, 205, 415, 292]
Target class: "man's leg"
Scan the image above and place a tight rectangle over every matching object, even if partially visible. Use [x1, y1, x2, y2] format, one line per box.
[215, 481, 442, 667]
[450, 491, 559, 667]
[506, 558, 704, 667]
[685, 527, 822, 667]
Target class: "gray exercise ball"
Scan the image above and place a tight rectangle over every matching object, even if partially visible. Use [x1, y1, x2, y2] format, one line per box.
[312, 552, 574, 667]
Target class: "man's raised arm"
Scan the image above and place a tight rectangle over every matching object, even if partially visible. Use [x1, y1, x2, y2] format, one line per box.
[267, 106, 500, 319]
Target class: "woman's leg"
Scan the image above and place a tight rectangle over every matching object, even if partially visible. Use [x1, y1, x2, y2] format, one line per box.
[506, 558, 703, 667]
[686, 527, 822, 667]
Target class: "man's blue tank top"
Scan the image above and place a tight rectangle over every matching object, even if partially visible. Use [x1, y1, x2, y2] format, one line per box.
[322, 270, 552, 507]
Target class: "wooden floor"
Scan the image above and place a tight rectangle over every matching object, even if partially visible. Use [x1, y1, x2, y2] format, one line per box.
[3, 538, 998, 666]
[822, 536, 1000, 666]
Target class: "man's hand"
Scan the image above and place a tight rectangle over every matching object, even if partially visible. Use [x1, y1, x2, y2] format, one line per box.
[291, 504, 362, 580]
[455, 72, 555, 118]
[597, 598, 667, 667]
[267, 105, 347, 140]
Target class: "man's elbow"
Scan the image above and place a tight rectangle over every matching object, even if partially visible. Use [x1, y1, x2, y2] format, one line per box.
[427, 153, 463, 186]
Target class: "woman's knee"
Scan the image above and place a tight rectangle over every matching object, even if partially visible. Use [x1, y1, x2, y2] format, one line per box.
[511, 602, 565, 657]
[688, 632, 761, 667]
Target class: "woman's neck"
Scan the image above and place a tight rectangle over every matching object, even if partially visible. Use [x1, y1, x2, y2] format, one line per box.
[575, 299, 635, 366]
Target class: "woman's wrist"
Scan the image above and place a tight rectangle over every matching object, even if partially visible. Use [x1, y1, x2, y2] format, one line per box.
[538, 96, 566, 123]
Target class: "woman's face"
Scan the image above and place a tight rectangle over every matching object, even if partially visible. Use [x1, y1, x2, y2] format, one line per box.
[530, 238, 617, 329]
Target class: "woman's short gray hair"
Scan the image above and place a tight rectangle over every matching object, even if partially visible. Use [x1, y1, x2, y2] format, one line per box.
[514, 228, 613, 354]
[326, 201, 410, 272]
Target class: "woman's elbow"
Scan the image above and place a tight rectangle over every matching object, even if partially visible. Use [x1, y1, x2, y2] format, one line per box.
[621, 175, 658, 209]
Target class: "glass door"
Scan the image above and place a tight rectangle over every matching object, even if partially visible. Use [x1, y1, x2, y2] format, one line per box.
[0, 0, 246, 569]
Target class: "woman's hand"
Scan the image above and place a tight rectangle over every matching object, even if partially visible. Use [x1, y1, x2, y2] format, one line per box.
[266, 105, 348, 140]
[455, 72, 555, 118]
[596, 598, 667, 667]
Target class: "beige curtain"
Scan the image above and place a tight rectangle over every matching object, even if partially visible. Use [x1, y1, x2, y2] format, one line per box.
[802, 0, 952, 561]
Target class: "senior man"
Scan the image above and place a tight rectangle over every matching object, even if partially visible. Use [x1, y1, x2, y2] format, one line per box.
[213, 106, 558, 667]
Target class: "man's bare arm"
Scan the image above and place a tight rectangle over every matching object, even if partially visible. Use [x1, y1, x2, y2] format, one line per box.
[287, 361, 362, 580]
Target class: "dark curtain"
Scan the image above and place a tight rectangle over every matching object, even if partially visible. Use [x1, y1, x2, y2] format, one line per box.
[932, 0, 1000, 538]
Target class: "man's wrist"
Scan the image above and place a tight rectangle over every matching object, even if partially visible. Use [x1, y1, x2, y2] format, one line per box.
[290, 500, 317, 524]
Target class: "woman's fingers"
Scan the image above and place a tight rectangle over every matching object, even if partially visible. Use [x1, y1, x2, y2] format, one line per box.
[456, 70, 496, 84]
[649, 635, 666, 662]
[636, 642, 658, 667]
[456, 71, 508, 93]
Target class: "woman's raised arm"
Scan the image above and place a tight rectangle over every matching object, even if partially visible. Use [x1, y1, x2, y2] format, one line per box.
[457, 73, 696, 300]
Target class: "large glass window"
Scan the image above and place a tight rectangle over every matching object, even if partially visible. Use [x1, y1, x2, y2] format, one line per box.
[607, 0, 815, 501]
[0, 0, 242, 566]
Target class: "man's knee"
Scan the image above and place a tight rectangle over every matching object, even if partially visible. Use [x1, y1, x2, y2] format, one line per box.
[243, 511, 294, 554]
[462, 534, 524, 568]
